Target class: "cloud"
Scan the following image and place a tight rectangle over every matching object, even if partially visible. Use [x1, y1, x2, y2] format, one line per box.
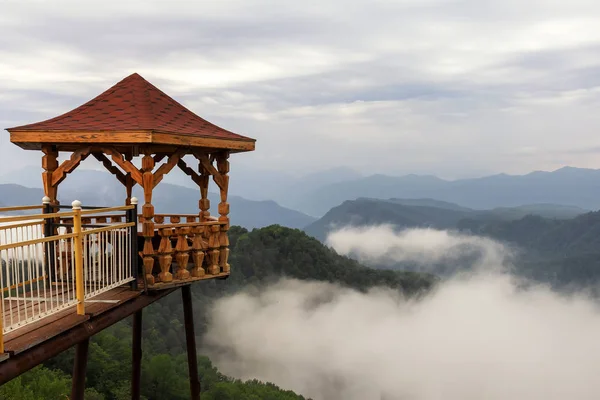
[2, 0, 600, 178]
[325, 225, 510, 271]
[203, 226, 600, 399]
[204, 276, 600, 400]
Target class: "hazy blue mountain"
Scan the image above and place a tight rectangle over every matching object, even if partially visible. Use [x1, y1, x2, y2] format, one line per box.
[0, 169, 316, 229]
[295, 167, 600, 216]
[304, 197, 589, 242]
[304, 198, 472, 241]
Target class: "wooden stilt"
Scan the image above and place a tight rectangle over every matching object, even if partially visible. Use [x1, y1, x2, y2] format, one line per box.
[182, 285, 201, 399]
[132, 310, 143, 400]
[71, 338, 90, 400]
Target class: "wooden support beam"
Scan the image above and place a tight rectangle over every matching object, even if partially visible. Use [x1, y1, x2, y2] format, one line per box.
[177, 159, 202, 186]
[92, 152, 127, 186]
[132, 311, 143, 400]
[182, 285, 201, 400]
[71, 338, 90, 400]
[153, 148, 187, 188]
[101, 147, 144, 186]
[51, 147, 91, 187]
[193, 151, 225, 191]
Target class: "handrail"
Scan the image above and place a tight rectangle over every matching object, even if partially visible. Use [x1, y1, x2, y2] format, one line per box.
[0, 211, 77, 224]
[0, 220, 44, 231]
[80, 205, 134, 215]
[0, 232, 78, 252]
[0, 198, 139, 353]
[0, 205, 42, 213]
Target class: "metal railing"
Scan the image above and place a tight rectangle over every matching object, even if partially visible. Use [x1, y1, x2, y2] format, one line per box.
[0, 198, 139, 353]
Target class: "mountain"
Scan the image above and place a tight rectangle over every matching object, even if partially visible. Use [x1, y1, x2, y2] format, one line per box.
[304, 198, 471, 241]
[293, 167, 600, 216]
[0, 171, 316, 230]
[304, 197, 588, 242]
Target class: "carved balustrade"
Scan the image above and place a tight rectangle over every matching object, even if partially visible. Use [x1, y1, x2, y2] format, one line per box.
[138, 214, 229, 287]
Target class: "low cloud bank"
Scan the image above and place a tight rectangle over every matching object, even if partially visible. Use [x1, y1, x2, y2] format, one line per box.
[326, 225, 511, 272]
[203, 226, 600, 400]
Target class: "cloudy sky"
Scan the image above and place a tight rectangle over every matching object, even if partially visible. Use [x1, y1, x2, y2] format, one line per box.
[2, 0, 600, 179]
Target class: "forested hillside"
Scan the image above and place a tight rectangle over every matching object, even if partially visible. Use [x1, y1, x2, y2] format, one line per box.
[1, 225, 436, 399]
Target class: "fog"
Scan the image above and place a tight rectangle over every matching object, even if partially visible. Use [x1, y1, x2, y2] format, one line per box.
[203, 226, 600, 400]
[326, 225, 510, 273]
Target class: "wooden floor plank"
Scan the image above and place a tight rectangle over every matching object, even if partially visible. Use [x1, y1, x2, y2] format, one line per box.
[2, 286, 140, 356]
[2, 306, 77, 343]
[84, 289, 141, 317]
[4, 312, 89, 355]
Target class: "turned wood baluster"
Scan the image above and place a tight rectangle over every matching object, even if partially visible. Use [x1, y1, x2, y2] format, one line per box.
[141, 153, 156, 286]
[190, 225, 205, 277]
[175, 226, 191, 280]
[207, 224, 221, 275]
[216, 152, 230, 273]
[157, 227, 173, 282]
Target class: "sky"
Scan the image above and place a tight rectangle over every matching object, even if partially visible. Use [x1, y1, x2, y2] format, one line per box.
[2, 0, 600, 179]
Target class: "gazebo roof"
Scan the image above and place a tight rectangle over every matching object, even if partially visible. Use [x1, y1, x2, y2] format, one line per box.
[7, 73, 255, 152]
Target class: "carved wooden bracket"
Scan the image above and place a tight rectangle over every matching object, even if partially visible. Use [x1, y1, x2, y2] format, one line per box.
[153, 148, 187, 188]
[193, 151, 225, 191]
[176, 159, 202, 186]
[92, 152, 127, 186]
[51, 147, 91, 187]
[101, 146, 144, 186]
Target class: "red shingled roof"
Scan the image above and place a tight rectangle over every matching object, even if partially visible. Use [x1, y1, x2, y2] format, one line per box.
[8, 73, 254, 142]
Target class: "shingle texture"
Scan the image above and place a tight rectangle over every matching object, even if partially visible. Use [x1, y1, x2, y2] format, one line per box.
[8, 73, 254, 142]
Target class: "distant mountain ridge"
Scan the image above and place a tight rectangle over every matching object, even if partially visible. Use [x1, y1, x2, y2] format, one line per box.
[304, 197, 589, 241]
[292, 166, 600, 216]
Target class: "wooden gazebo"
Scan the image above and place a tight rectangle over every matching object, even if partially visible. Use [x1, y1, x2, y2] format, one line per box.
[0, 73, 256, 399]
[7, 72, 256, 289]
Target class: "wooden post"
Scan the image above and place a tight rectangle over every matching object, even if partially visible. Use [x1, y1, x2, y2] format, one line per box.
[42, 196, 57, 284]
[182, 285, 201, 399]
[72, 200, 85, 315]
[71, 338, 90, 400]
[129, 197, 139, 290]
[198, 158, 210, 222]
[141, 152, 156, 286]
[216, 152, 230, 273]
[41, 145, 59, 205]
[0, 301, 4, 354]
[132, 310, 143, 400]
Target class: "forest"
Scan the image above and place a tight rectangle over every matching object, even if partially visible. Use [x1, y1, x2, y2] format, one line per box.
[0, 225, 436, 399]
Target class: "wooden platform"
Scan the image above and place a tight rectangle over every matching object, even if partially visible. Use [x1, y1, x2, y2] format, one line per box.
[2, 286, 141, 357]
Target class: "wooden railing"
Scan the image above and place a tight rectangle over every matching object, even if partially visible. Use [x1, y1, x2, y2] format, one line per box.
[139, 214, 230, 287]
[0, 201, 137, 353]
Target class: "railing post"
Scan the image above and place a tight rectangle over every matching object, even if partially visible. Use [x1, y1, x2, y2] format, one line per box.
[129, 197, 139, 290]
[72, 200, 85, 316]
[0, 301, 4, 354]
[42, 196, 56, 285]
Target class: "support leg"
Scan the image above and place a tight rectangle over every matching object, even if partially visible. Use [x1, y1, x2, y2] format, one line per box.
[71, 338, 90, 400]
[182, 285, 201, 399]
[132, 310, 143, 400]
